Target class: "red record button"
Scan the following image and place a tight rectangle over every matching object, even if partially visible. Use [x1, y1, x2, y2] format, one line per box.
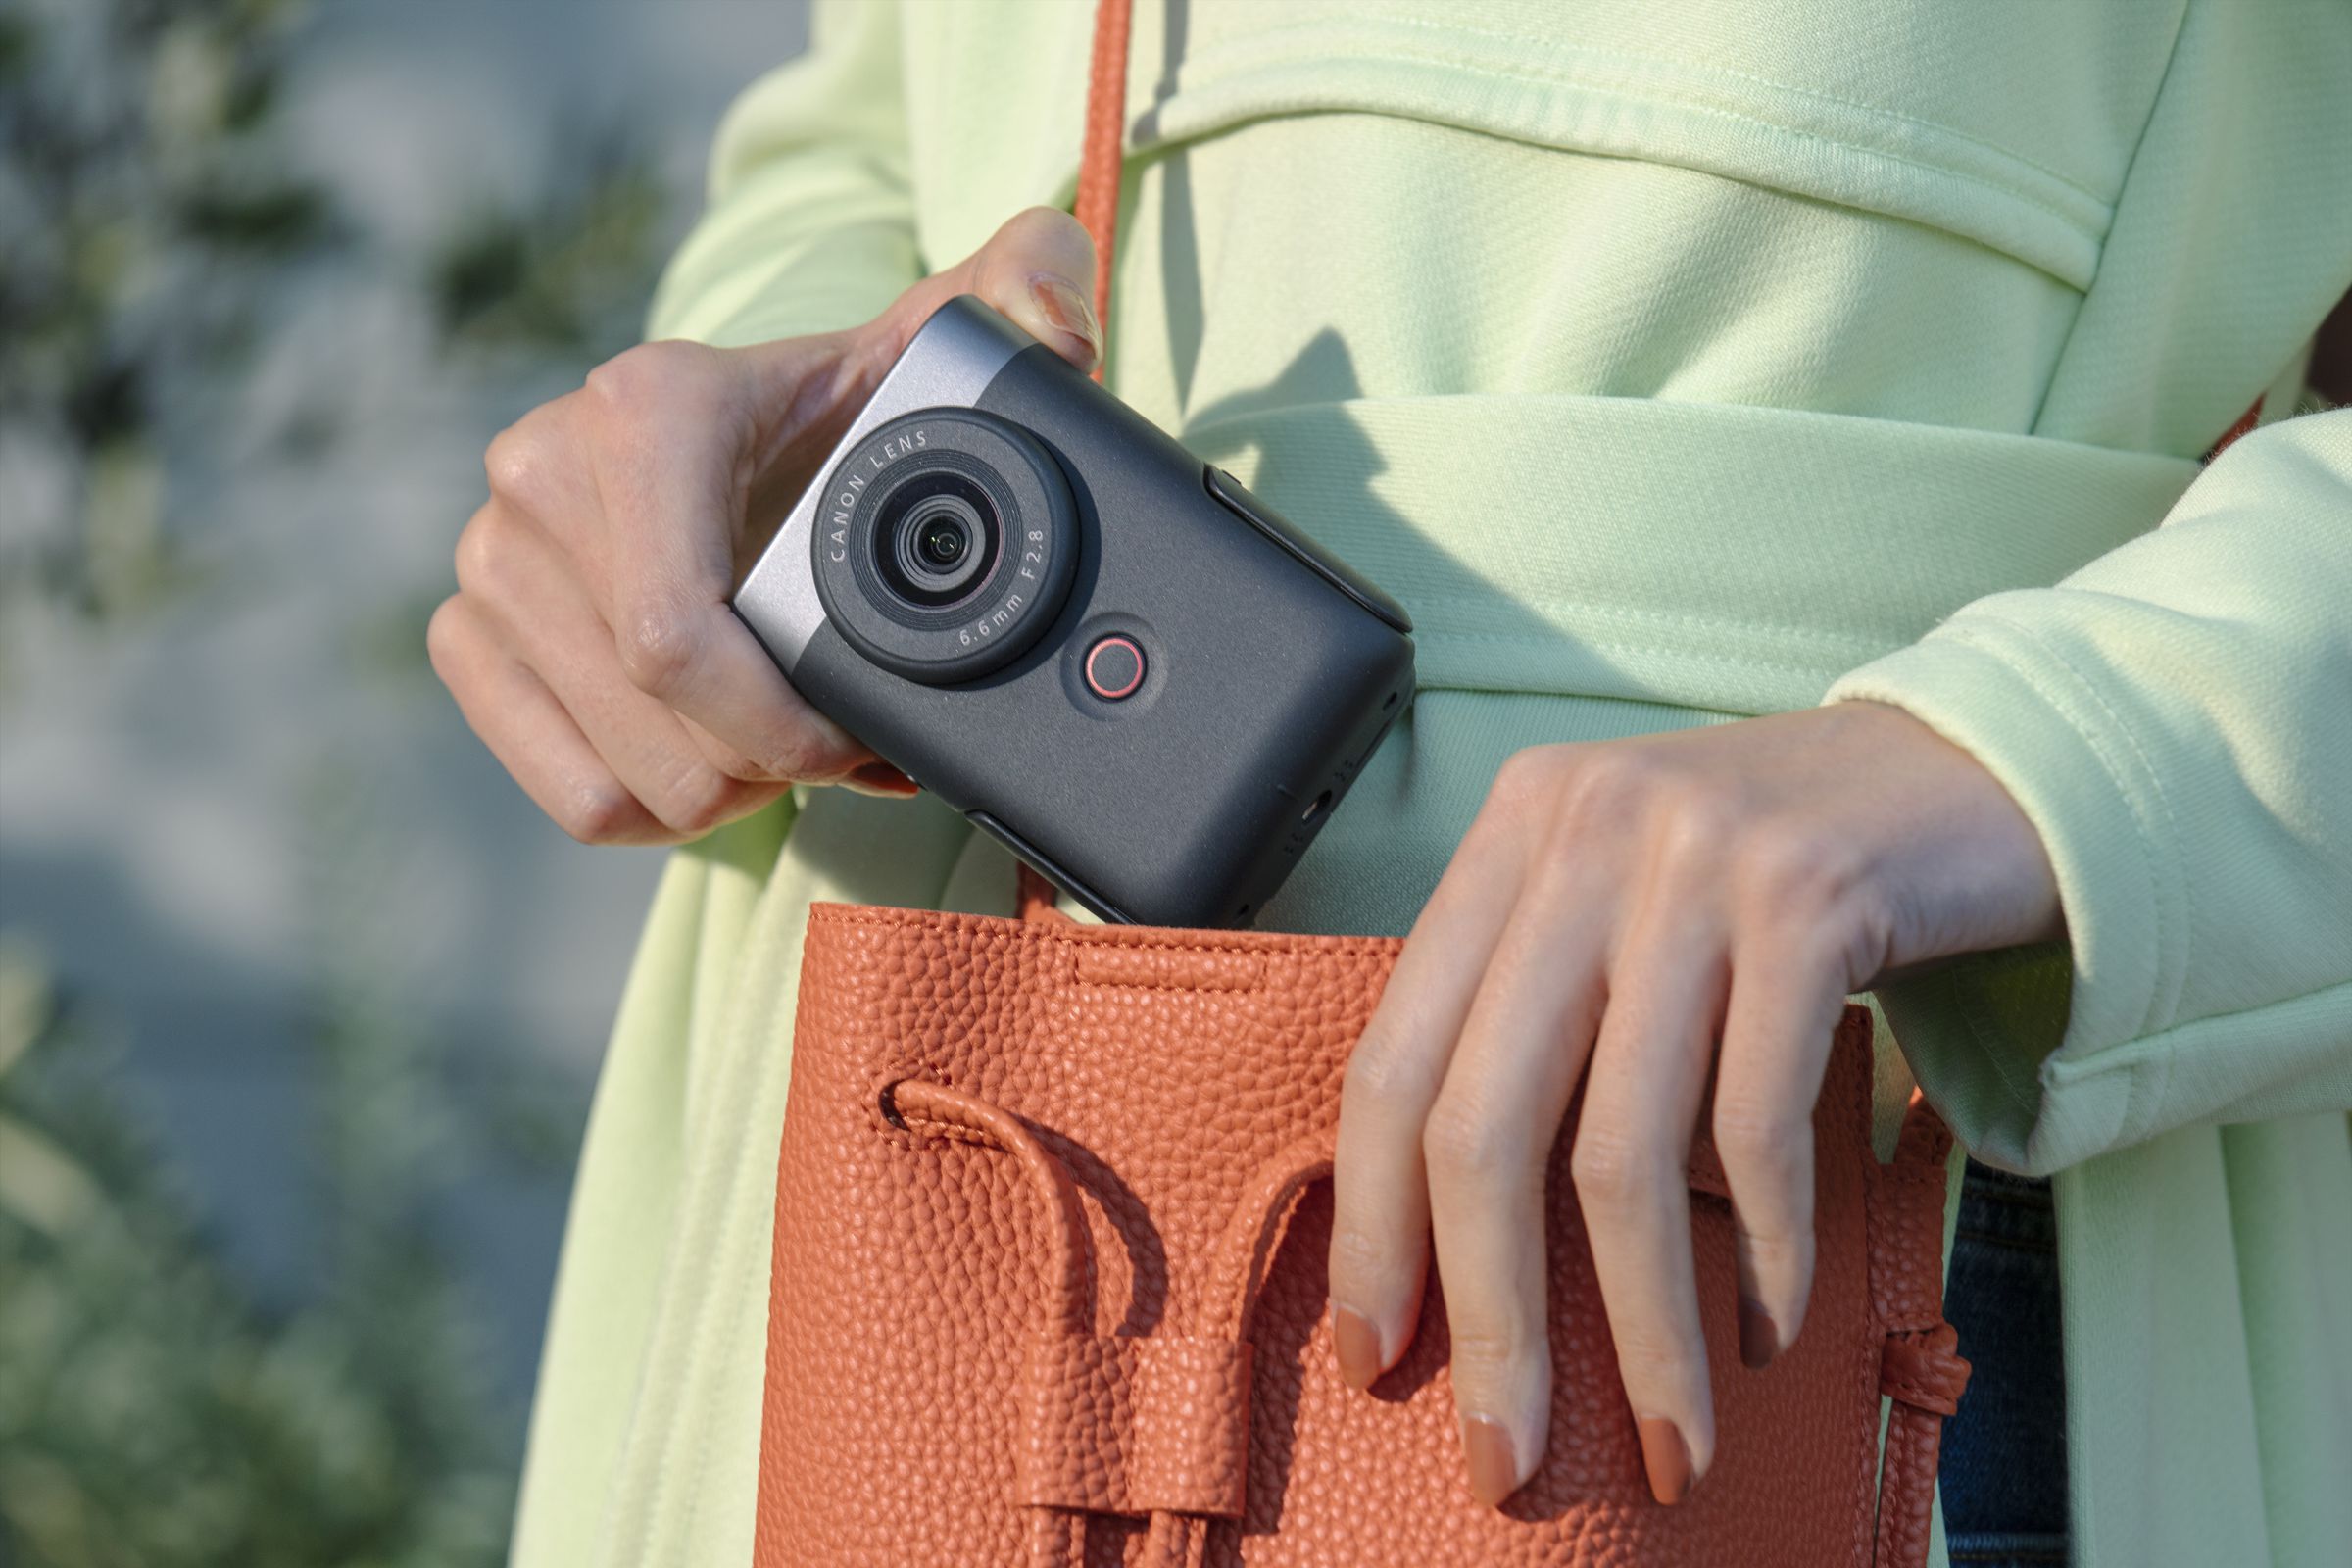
[1082, 635, 1146, 700]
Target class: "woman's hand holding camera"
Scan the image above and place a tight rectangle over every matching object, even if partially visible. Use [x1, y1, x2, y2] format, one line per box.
[1327, 701, 2062, 1508]
[430, 209, 1102, 843]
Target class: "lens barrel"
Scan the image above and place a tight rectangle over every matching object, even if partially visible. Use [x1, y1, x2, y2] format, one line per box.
[809, 409, 1079, 685]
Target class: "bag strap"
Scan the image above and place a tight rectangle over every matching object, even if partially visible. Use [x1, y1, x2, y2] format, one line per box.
[1006, 0, 1134, 918]
[1873, 1092, 1971, 1564]
[1016, 862, 1072, 923]
[1076, 0, 1136, 385]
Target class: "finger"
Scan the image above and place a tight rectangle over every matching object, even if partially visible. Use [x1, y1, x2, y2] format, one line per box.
[882, 206, 1102, 372]
[425, 594, 671, 846]
[579, 340, 870, 783]
[458, 508, 787, 836]
[482, 402, 598, 543]
[1328, 755, 1551, 1396]
[1422, 855, 1611, 1507]
[477, 399, 644, 619]
[676, 711, 793, 786]
[668, 715, 910, 799]
[1709, 927, 1848, 1371]
[668, 713, 914, 800]
[735, 209, 1101, 472]
[1572, 914, 1729, 1507]
[841, 760, 922, 798]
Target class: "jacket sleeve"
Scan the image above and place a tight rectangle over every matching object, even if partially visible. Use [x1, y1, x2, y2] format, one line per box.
[647, 0, 918, 347]
[1827, 409, 2352, 1175]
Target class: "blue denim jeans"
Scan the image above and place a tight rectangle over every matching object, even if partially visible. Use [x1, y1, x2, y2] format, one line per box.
[1936, 1159, 2070, 1567]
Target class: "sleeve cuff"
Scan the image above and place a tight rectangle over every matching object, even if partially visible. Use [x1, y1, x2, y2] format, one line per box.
[1825, 611, 2190, 1169]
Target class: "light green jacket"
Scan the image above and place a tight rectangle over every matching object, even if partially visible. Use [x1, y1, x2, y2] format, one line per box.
[511, 4, 2352, 1565]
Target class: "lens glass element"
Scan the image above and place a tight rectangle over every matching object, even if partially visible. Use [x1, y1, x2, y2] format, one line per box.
[917, 514, 967, 567]
[875, 474, 998, 608]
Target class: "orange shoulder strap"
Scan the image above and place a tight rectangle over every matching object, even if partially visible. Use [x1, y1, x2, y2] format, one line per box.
[1076, 0, 1135, 383]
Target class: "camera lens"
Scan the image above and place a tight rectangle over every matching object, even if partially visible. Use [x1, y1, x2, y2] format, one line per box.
[810, 408, 1078, 686]
[877, 477, 997, 608]
[917, 515, 967, 568]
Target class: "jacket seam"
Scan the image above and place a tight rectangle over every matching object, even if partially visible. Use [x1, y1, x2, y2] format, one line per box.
[2039, 974, 2352, 1086]
[2026, 0, 2192, 435]
[1946, 611, 2185, 1047]
[1405, 593, 1894, 658]
[1150, 22, 2111, 234]
[1363, 17, 2112, 202]
[1415, 628, 1853, 685]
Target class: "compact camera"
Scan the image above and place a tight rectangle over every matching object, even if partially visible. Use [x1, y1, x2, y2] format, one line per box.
[731, 297, 1414, 927]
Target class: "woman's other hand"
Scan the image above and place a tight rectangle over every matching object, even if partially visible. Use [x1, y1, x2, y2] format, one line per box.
[429, 208, 1101, 843]
[1326, 701, 2061, 1506]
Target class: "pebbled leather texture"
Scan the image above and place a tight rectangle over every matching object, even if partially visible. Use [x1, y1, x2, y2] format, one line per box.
[755, 895, 1967, 1566]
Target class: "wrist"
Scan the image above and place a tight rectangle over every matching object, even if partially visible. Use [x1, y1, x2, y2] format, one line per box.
[1827, 700, 2066, 964]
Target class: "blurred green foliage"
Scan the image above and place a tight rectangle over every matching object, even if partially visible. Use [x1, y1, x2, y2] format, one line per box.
[431, 132, 667, 364]
[0, 0, 670, 651]
[0, 938, 514, 1568]
[0, 0, 333, 627]
[1, 0, 681, 1562]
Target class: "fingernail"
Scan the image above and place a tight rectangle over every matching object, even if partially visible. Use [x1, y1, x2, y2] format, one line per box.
[1331, 1304, 1383, 1391]
[1739, 1297, 1782, 1370]
[1029, 274, 1101, 368]
[1459, 1413, 1522, 1509]
[1637, 1416, 1693, 1506]
[842, 761, 919, 798]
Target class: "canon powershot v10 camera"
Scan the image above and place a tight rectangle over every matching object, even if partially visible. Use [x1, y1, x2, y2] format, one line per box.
[730, 297, 1414, 927]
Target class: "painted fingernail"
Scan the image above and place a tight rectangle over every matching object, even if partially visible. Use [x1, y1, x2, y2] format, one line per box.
[843, 761, 920, 798]
[1459, 1413, 1521, 1509]
[1029, 274, 1102, 367]
[1331, 1304, 1383, 1390]
[1637, 1416, 1693, 1505]
[1739, 1297, 1782, 1370]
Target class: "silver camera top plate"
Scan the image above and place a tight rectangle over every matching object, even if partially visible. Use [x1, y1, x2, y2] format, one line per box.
[732, 297, 1031, 673]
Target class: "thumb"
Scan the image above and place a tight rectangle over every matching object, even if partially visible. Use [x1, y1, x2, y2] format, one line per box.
[724, 208, 1100, 454]
[879, 206, 1101, 374]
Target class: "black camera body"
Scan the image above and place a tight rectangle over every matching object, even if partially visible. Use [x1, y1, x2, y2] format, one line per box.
[731, 297, 1413, 927]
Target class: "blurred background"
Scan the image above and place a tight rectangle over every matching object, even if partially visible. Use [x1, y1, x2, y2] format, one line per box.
[6, 5, 2349, 1567]
[0, 1, 808, 1561]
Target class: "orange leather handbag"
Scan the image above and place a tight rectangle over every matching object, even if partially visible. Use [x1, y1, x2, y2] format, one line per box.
[754, 3, 1967, 1561]
[753, 877, 1968, 1568]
